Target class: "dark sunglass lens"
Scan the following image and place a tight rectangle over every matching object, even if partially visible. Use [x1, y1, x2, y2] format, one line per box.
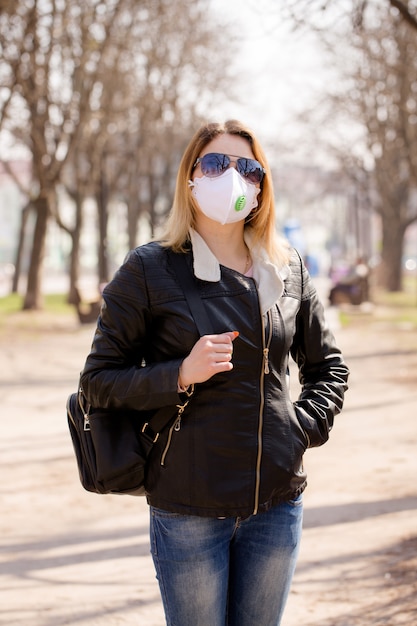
[201, 153, 230, 177]
[237, 158, 264, 184]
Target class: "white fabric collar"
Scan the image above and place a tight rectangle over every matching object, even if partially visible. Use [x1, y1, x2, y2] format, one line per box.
[189, 228, 290, 315]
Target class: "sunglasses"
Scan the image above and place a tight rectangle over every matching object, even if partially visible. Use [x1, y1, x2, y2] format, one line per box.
[193, 152, 265, 185]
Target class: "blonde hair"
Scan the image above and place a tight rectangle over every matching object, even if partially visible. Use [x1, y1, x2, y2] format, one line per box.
[160, 120, 290, 266]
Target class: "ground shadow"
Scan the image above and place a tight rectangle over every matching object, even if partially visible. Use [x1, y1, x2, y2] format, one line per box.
[295, 535, 417, 626]
[304, 495, 417, 529]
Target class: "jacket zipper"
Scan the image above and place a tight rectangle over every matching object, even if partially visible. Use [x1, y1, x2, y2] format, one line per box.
[160, 400, 189, 467]
[253, 308, 273, 515]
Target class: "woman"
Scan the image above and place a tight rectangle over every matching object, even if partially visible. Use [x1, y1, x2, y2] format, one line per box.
[80, 120, 349, 626]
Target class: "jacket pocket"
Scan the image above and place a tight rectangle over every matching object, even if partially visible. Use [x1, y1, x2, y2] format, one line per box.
[285, 401, 310, 472]
[286, 400, 309, 445]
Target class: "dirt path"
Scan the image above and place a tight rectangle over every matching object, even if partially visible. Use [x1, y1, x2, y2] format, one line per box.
[1, 310, 416, 625]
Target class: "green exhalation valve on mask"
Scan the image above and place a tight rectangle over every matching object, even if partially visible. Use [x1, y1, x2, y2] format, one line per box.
[235, 195, 247, 212]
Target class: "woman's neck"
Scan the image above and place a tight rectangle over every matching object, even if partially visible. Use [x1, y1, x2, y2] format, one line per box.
[193, 219, 250, 274]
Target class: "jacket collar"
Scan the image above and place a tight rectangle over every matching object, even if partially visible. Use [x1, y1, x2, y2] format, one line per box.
[189, 228, 290, 315]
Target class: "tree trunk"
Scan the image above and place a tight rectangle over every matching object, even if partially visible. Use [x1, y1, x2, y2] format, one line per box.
[67, 192, 83, 305]
[380, 216, 405, 292]
[97, 169, 109, 285]
[127, 199, 139, 250]
[23, 196, 49, 310]
[12, 203, 32, 294]
[148, 171, 158, 239]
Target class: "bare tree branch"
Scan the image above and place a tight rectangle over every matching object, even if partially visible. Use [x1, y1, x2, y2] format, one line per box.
[389, 0, 417, 30]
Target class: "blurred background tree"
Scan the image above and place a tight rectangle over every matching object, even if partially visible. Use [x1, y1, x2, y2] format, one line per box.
[279, 0, 417, 291]
[0, 0, 236, 309]
[1, 0, 417, 310]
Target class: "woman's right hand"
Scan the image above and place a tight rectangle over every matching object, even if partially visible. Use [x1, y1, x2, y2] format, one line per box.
[178, 331, 239, 387]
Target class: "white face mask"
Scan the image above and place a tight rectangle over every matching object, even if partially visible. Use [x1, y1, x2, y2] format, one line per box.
[189, 168, 260, 225]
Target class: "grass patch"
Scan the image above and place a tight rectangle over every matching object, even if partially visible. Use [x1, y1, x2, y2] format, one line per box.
[373, 277, 417, 324]
[0, 293, 74, 317]
[44, 293, 74, 315]
[0, 293, 22, 315]
[373, 279, 417, 309]
[338, 276, 417, 329]
[0, 293, 78, 336]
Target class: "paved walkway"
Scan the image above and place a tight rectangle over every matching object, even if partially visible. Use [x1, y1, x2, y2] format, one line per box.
[1, 307, 416, 625]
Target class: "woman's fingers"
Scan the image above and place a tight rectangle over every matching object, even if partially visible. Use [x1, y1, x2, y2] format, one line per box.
[200, 332, 237, 364]
[179, 332, 239, 387]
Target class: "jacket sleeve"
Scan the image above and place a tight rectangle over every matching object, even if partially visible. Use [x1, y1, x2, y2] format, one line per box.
[79, 249, 183, 411]
[290, 254, 349, 447]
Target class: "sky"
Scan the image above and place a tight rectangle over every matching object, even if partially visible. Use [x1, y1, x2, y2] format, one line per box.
[209, 0, 331, 149]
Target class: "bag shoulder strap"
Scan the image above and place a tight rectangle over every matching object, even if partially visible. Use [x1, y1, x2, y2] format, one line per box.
[168, 250, 212, 337]
[80, 250, 212, 439]
[145, 250, 212, 437]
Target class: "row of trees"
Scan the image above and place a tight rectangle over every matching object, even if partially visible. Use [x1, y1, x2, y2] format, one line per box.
[0, 0, 237, 308]
[280, 0, 417, 291]
[2, 0, 417, 304]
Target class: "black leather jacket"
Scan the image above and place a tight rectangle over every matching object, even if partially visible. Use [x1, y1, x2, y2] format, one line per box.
[80, 242, 349, 518]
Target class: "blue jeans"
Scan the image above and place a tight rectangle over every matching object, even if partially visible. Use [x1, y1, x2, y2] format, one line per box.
[149, 497, 303, 626]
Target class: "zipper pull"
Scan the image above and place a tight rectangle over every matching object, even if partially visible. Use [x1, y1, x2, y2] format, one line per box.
[173, 400, 188, 432]
[263, 347, 270, 374]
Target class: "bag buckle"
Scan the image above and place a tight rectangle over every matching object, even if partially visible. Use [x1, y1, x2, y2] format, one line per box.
[141, 422, 159, 443]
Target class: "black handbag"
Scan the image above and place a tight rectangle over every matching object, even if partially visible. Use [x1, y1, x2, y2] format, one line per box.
[66, 251, 212, 496]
